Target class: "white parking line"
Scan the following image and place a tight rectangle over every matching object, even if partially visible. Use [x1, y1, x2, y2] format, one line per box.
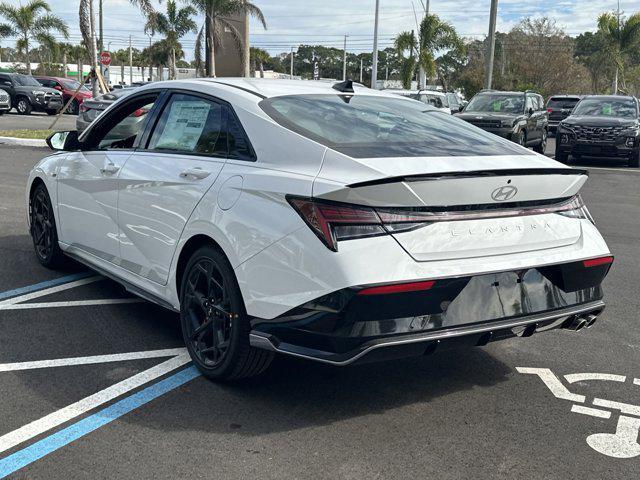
[565, 373, 627, 384]
[516, 367, 586, 402]
[0, 351, 190, 455]
[0, 276, 103, 307]
[593, 398, 640, 418]
[0, 298, 144, 310]
[572, 405, 612, 419]
[0, 348, 187, 372]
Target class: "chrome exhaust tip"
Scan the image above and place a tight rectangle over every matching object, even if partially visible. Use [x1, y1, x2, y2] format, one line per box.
[563, 315, 588, 331]
[585, 314, 598, 329]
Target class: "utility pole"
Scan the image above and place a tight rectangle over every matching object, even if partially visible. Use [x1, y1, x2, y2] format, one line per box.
[290, 46, 294, 79]
[360, 57, 363, 83]
[129, 35, 133, 85]
[243, 11, 250, 77]
[342, 35, 348, 81]
[371, 0, 380, 89]
[484, 0, 498, 89]
[614, 0, 621, 94]
[99, 0, 103, 51]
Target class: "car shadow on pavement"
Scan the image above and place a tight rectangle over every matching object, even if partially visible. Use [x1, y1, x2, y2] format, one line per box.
[142, 347, 512, 436]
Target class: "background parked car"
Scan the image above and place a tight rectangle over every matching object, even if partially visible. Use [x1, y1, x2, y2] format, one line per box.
[388, 89, 452, 114]
[35, 76, 92, 115]
[0, 87, 10, 115]
[546, 95, 583, 132]
[555, 95, 640, 167]
[0, 72, 63, 115]
[456, 90, 549, 153]
[445, 91, 467, 112]
[76, 86, 140, 132]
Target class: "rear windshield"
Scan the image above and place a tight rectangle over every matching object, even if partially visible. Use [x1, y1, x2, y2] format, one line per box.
[407, 93, 448, 109]
[547, 97, 580, 109]
[260, 94, 530, 158]
[571, 98, 637, 118]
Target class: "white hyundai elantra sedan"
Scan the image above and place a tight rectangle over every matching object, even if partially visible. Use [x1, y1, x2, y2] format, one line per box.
[28, 78, 613, 380]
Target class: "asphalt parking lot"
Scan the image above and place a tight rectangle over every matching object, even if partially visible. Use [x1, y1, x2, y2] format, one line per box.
[0, 144, 639, 479]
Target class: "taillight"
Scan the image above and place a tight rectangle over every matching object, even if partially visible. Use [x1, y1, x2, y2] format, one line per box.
[547, 108, 553, 113]
[357, 280, 435, 295]
[287, 197, 384, 251]
[131, 108, 148, 117]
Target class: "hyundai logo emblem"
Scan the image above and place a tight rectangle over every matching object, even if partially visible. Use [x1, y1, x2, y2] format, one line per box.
[491, 185, 518, 202]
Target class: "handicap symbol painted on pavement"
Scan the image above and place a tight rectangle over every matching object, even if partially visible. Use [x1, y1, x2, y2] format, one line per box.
[518, 367, 640, 459]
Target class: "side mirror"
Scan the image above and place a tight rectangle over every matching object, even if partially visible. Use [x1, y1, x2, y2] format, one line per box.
[458, 104, 464, 113]
[2, 80, 11, 87]
[46, 130, 81, 151]
[54, 85, 62, 91]
[528, 107, 534, 116]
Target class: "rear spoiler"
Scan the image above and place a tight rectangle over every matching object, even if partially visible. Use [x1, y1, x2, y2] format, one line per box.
[348, 168, 588, 188]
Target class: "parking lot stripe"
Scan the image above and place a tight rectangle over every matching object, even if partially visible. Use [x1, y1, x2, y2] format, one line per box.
[565, 373, 627, 384]
[0, 276, 103, 307]
[593, 398, 640, 417]
[571, 405, 612, 419]
[0, 272, 94, 301]
[0, 348, 187, 372]
[0, 353, 191, 455]
[516, 367, 586, 403]
[0, 365, 201, 479]
[0, 298, 144, 310]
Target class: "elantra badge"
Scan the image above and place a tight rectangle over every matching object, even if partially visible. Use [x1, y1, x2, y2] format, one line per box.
[491, 185, 518, 202]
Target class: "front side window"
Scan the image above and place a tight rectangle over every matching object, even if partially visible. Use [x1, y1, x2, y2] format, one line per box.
[91, 94, 158, 149]
[571, 98, 638, 119]
[60, 79, 89, 91]
[260, 94, 531, 158]
[466, 94, 524, 115]
[147, 93, 226, 156]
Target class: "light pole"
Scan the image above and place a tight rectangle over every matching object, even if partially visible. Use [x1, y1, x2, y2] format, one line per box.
[371, 0, 380, 89]
[484, 0, 498, 89]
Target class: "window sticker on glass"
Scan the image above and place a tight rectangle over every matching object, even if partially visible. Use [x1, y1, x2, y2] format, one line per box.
[493, 100, 501, 112]
[602, 104, 612, 115]
[154, 101, 211, 151]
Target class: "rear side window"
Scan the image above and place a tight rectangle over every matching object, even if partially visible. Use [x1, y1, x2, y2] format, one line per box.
[260, 94, 531, 158]
[547, 97, 581, 109]
[148, 93, 227, 156]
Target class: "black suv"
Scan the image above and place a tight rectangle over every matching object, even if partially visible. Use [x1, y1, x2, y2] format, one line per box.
[555, 95, 640, 168]
[456, 90, 549, 153]
[0, 72, 63, 115]
[546, 95, 582, 132]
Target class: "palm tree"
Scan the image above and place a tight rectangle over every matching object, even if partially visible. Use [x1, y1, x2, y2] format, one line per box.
[394, 13, 463, 89]
[145, 0, 196, 80]
[190, 0, 266, 77]
[249, 47, 270, 77]
[0, 0, 69, 75]
[597, 11, 640, 93]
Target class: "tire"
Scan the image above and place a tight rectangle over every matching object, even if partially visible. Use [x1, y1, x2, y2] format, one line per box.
[0, 110, 4, 116]
[66, 99, 79, 115]
[629, 150, 640, 168]
[533, 129, 548, 154]
[555, 151, 569, 164]
[16, 98, 32, 115]
[46, 109, 58, 116]
[514, 130, 526, 147]
[179, 246, 273, 381]
[29, 184, 66, 269]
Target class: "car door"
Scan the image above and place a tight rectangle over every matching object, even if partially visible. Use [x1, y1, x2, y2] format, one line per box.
[56, 91, 160, 263]
[0, 74, 15, 102]
[116, 92, 229, 285]
[525, 95, 539, 143]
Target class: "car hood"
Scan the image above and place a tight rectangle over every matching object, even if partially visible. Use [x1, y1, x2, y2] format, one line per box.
[562, 116, 638, 128]
[456, 112, 520, 122]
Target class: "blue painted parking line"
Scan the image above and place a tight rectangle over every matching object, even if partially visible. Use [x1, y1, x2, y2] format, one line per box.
[0, 272, 93, 301]
[0, 365, 201, 478]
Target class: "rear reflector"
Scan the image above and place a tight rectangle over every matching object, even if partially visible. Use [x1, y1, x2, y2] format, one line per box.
[357, 280, 436, 296]
[582, 256, 614, 268]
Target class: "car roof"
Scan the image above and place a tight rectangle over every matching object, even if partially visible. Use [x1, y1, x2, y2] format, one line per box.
[548, 94, 583, 99]
[581, 94, 636, 101]
[476, 90, 530, 96]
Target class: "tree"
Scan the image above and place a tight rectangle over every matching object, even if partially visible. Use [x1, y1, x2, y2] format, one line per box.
[145, 0, 196, 80]
[574, 31, 614, 93]
[597, 11, 640, 93]
[249, 47, 270, 77]
[0, 0, 69, 75]
[190, 0, 265, 77]
[394, 13, 463, 89]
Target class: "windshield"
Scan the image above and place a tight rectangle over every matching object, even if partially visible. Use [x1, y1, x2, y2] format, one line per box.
[14, 74, 42, 87]
[260, 94, 530, 158]
[407, 93, 448, 109]
[446, 93, 460, 107]
[571, 98, 637, 118]
[547, 97, 580, 109]
[60, 79, 89, 91]
[465, 94, 524, 114]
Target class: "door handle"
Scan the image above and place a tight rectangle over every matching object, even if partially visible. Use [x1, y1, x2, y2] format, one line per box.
[100, 162, 120, 175]
[179, 167, 211, 179]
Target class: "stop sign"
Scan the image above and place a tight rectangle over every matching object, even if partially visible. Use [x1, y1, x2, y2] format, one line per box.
[100, 51, 111, 66]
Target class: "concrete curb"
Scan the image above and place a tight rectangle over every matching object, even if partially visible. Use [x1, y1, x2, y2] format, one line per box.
[0, 136, 47, 148]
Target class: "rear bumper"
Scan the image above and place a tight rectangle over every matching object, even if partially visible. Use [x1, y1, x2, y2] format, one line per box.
[249, 260, 611, 365]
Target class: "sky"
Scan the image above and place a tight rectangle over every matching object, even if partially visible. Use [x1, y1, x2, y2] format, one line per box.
[2, 0, 640, 61]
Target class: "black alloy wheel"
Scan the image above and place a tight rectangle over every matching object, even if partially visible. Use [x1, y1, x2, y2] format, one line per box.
[30, 185, 65, 268]
[67, 100, 79, 115]
[515, 130, 526, 147]
[180, 246, 273, 380]
[534, 129, 548, 154]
